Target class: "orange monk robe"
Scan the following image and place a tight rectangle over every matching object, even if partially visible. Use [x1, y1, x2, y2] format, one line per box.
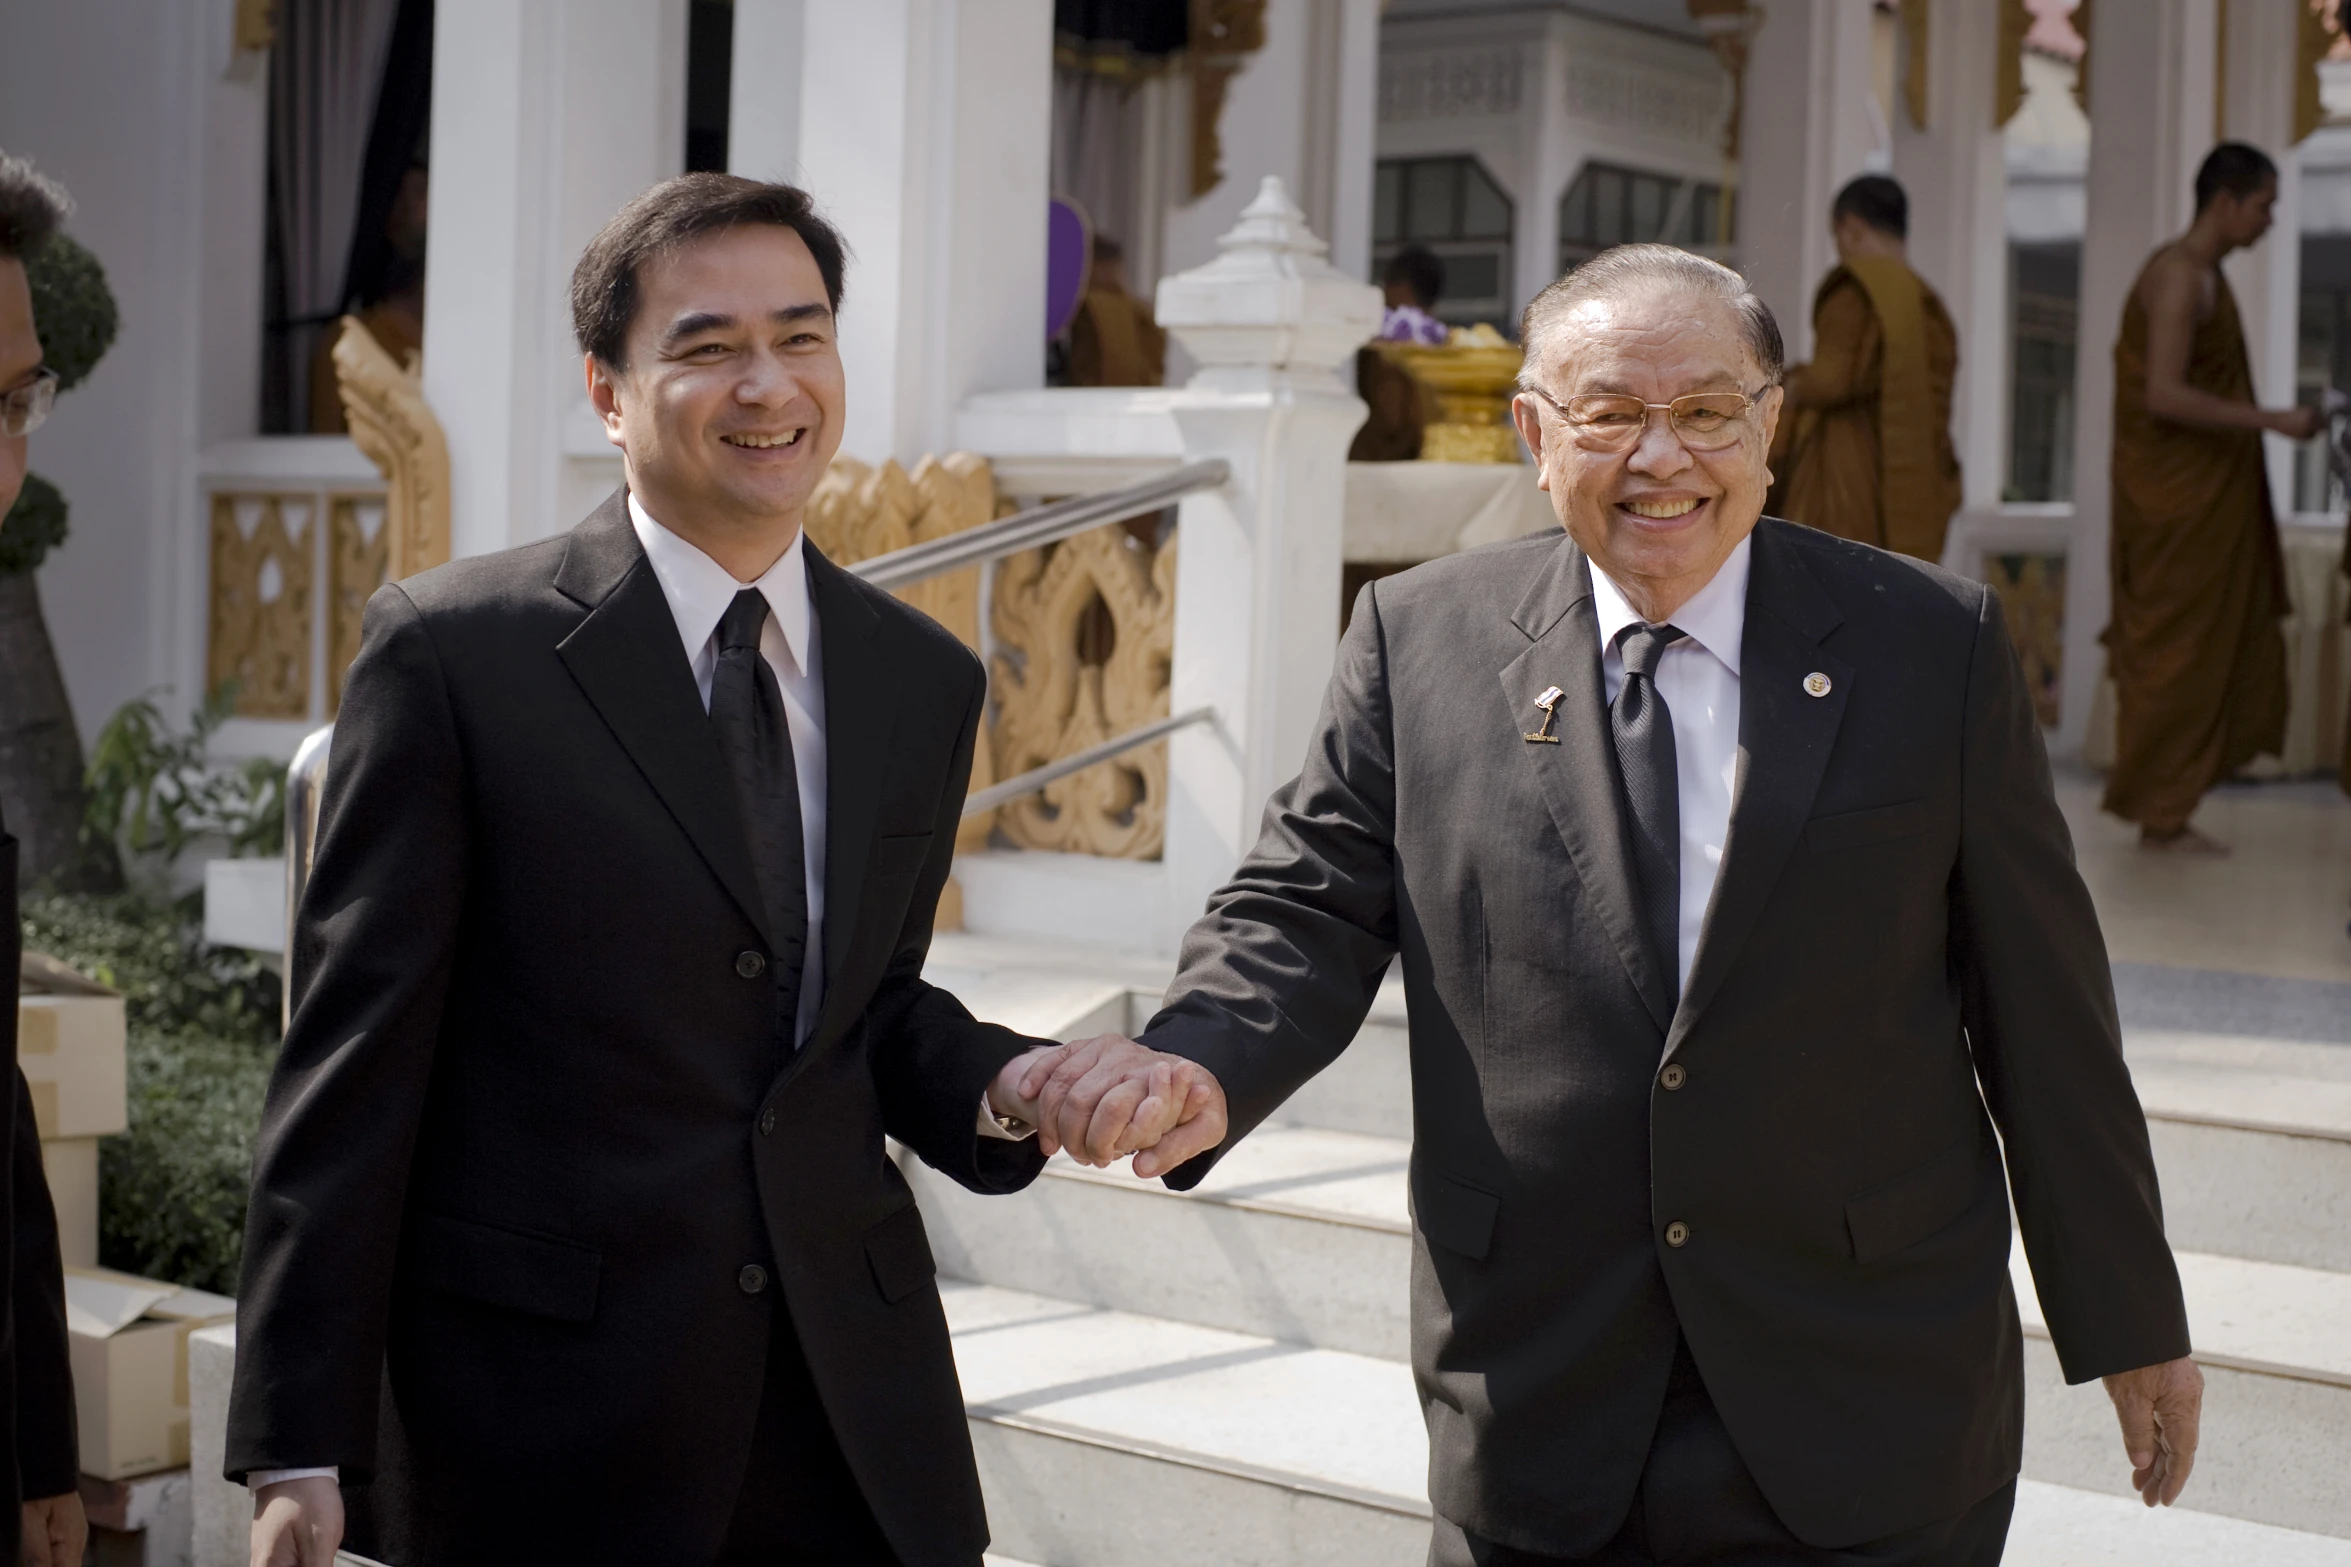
[2103, 267, 2290, 832]
[1068, 284, 1167, 388]
[1767, 258, 1962, 562]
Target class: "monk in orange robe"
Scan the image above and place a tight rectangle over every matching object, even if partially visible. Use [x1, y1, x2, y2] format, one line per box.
[2105, 142, 2320, 853]
[1768, 175, 1961, 562]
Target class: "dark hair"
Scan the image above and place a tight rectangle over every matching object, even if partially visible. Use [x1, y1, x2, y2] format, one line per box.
[1382, 245, 1445, 310]
[2194, 141, 2278, 212]
[570, 172, 848, 368]
[1830, 174, 1907, 239]
[0, 149, 70, 261]
[1521, 244, 1784, 386]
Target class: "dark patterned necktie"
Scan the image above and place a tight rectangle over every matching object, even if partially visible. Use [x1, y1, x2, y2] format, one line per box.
[1612, 622, 1684, 996]
[709, 589, 808, 1052]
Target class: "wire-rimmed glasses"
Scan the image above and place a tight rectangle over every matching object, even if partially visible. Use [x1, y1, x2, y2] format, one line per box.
[1522, 382, 1768, 453]
[0, 367, 58, 440]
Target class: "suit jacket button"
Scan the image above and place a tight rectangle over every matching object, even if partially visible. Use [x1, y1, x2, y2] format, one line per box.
[739, 1263, 769, 1294]
[759, 1107, 777, 1136]
[1664, 1221, 1690, 1248]
[1660, 1064, 1687, 1091]
[736, 950, 767, 979]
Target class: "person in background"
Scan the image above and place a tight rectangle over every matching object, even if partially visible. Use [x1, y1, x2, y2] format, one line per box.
[1767, 174, 1961, 563]
[1351, 246, 1447, 462]
[0, 148, 90, 1567]
[308, 159, 428, 434]
[2103, 141, 2318, 855]
[1067, 233, 1164, 388]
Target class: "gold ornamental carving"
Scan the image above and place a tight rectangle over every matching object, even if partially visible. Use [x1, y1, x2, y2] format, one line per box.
[328, 498, 392, 714]
[331, 315, 450, 581]
[234, 0, 276, 51]
[1685, 0, 1759, 160]
[207, 495, 314, 719]
[1900, 0, 1929, 130]
[990, 523, 1176, 860]
[1189, 0, 1270, 199]
[2297, 0, 2334, 144]
[1995, 0, 2030, 127]
[1389, 325, 1528, 465]
[802, 453, 1002, 851]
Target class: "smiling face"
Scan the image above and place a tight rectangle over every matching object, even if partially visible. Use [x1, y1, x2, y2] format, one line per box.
[1509, 282, 1781, 622]
[588, 222, 844, 577]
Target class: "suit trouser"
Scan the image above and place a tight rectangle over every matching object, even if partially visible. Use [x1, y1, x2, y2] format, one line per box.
[715, 1293, 900, 1565]
[1429, 1338, 2016, 1567]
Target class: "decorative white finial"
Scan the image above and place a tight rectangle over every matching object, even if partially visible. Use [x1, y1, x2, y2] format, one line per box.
[1153, 176, 1382, 378]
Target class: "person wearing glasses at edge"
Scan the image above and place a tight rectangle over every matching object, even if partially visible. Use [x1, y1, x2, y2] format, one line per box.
[1029, 243, 2201, 1567]
[0, 149, 92, 1567]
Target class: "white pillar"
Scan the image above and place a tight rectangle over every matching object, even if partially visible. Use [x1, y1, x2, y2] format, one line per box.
[727, 0, 803, 181]
[420, 0, 688, 560]
[1892, 0, 2011, 519]
[1735, 0, 1875, 361]
[2221, 0, 2305, 508]
[1156, 178, 1381, 946]
[793, 0, 1052, 466]
[2055, 0, 2218, 756]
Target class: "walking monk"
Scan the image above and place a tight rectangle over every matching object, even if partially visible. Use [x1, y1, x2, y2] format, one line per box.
[2105, 142, 2319, 853]
[1768, 174, 1961, 561]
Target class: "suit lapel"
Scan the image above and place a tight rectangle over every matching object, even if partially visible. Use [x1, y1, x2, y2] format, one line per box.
[1499, 539, 1677, 1032]
[1666, 520, 1851, 1057]
[553, 491, 774, 950]
[806, 545, 899, 1046]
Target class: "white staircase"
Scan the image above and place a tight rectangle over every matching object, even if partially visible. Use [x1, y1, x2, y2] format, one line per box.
[916, 934, 2351, 1566]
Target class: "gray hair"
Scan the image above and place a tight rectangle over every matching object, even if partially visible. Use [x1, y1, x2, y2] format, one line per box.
[0, 149, 69, 262]
[1518, 243, 1784, 390]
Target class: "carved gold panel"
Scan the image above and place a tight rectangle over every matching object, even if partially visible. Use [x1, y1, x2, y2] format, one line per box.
[207, 494, 315, 719]
[989, 524, 1176, 860]
[328, 497, 392, 713]
[331, 315, 451, 581]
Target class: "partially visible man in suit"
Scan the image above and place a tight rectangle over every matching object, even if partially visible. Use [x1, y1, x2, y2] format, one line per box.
[1035, 244, 2200, 1565]
[0, 150, 88, 1567]
[230, 174, 1208, 1567]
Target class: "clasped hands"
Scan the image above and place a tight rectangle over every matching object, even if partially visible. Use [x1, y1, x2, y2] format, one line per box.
[989, 1035, 1227, 1179]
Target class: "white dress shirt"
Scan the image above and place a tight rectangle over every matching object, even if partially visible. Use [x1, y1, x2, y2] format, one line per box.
[1587, 534, 1750, 995]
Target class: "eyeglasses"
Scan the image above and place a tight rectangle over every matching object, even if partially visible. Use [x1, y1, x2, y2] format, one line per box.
[0, 367, 58, 440]
[1522, 382, 1768, 453]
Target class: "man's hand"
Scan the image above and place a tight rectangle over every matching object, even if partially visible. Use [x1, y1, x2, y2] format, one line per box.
[20, 1491, 86, 1567]
[251, 1475, 344, 1567]
[2269, 404, 2326, 442]
[1016, 1034, 1227, 1176]
[2102, 1355, 2203, 1506]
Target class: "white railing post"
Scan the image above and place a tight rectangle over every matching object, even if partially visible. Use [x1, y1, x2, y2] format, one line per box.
[1155, 177, 1382, 952]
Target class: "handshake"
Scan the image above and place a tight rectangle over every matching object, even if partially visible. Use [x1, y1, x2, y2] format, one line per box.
[987, 1035, 1228, 1179]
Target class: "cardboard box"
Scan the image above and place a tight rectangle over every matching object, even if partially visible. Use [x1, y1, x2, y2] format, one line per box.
[19, 953, 127, 1140]
[65, 1267, 235, 1481]
[41, 1135, 98, 1268]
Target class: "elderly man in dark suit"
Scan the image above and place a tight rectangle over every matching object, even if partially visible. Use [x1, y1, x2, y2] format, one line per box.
[229, 174, 1209, 1567]
[1037, 243, 2200, 1566]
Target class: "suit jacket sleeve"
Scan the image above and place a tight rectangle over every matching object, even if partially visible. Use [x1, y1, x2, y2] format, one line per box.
[1141, 584, 1404, 1189]
[11, 1074, 77, 1500]
[1952, 587, 2190, 1382]
[864, 648, 1048, 1195]
[226, 585, 468, 1482]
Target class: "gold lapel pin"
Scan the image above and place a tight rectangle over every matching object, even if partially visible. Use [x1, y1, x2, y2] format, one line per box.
[1524, 685, 1565, 743]
[1803, 671, 1833, 698]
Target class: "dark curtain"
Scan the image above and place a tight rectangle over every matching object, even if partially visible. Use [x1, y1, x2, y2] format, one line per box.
[341, 0, 435, 314]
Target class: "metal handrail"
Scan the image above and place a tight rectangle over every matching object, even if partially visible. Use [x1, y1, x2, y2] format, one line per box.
[283, 722, 335, 1030]
[964, 706, 1213, 817]
[848, 458, 1228, 591]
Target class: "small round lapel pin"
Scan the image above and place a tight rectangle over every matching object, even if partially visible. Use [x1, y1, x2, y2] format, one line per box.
[1802, 671, 1833, 698]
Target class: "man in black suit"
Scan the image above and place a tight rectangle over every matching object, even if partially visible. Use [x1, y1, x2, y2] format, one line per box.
[1039, 244, 2200, 1565]
[0, 150, 88, 1567]
[230, 174, 1209, 1566]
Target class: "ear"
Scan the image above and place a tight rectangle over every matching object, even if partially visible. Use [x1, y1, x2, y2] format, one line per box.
[585, 355, 625, 448]
[1510, 393, 1551, 490]
[1754, 382, 1785, 454]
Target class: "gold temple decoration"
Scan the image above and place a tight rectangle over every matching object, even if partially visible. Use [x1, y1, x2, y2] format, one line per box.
[990, 523, 1177, 859]
[1189, 0, 1269, 199]
[327, 498, 391, 714]
[1996, 0, 2031, 127]
[1685, 0, 1760, 160]
[233, 0, 276, 52]
[1901, 0, 1930, 129]
[331, 316, 450, 581]
[2298, 0, 2334, 144]
[2071, 0, 2092, 116]
[1390, 325, 1528, 465]
[207, 496, 314, 720]
[802, 454, 1002, 853]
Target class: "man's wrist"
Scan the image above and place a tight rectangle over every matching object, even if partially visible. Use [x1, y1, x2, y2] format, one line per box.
[249, 1465, 338, 1491]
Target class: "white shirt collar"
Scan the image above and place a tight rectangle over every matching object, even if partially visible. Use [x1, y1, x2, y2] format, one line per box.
[1588, 532, 1751, 677]
[626, 492, 814, 677]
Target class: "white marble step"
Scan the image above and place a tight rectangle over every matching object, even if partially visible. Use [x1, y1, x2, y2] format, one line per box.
[945, 1281, 2351, 1566]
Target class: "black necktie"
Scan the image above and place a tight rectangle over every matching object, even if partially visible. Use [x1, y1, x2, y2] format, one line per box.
[709, 589, 809, 1053]
[1612, 622, 1683, 996]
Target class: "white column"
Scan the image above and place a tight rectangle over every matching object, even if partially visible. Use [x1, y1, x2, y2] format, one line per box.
[2221, 0, 2305, 507]
[421, 0, 688, 560]
[727, 0, 803, 181]
[1735, 0, 1875, 361]
[793, 0, 1052, 466]
[1892, 0, 2011, 519]
[2055, 0, 2218, 756]
[1156, 178, 1382, 946]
